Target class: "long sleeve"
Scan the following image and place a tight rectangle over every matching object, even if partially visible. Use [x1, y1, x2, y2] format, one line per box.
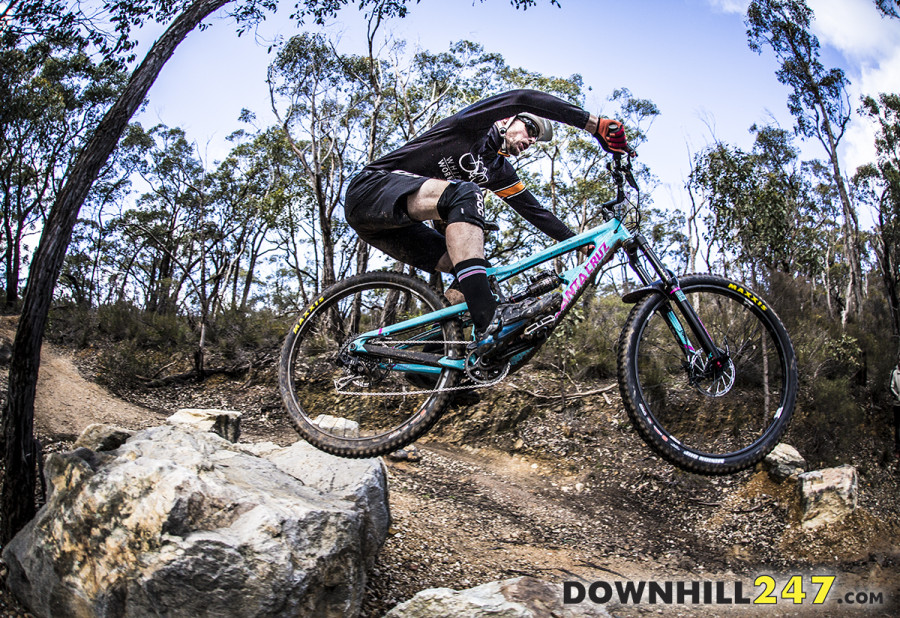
[501, 188, 575, 242]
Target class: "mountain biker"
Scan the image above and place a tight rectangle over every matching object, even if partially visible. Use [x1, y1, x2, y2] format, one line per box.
[344, 89, 632, 352]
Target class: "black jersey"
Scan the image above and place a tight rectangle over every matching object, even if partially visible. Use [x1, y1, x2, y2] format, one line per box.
[364, 89, 590, 241]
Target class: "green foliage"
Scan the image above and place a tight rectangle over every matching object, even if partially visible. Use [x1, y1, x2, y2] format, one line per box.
[537, 294, 630, 380]
[746, 0, 851, 144]
[796, 376, 866, 467]
[689, 124, 840, 281]
[203, 307, 288, 363]
[823, 333, 863, 376]
[95, 302, 192, 348]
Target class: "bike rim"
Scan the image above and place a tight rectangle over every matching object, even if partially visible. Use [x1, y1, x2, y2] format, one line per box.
[633, 285, 791, 461]
[285, 280, 456, 443]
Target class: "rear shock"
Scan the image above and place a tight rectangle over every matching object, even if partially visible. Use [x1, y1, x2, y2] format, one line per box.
[506, 270, 562, 303]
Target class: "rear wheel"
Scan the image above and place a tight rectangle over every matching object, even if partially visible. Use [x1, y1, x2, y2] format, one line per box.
[618, 274, 798, 474]
[279, 271, 462, 458]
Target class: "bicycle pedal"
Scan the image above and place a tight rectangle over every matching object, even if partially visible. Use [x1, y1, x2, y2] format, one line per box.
[524, 314, 556, 337]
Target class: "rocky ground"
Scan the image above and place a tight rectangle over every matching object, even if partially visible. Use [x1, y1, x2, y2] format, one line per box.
[0, 323, 899, 616]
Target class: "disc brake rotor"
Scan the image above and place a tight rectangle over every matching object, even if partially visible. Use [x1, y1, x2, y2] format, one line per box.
[688, 349, 735, 397]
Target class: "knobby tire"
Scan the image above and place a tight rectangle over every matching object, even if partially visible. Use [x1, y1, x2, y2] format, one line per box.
[279, 271, 462, 458]
[618, 274, 798, 474]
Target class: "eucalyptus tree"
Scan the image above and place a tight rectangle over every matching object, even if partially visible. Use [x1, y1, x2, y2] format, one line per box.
[2, 0, 235, 544]
[690, 124, 835, 285]
[746, 0, 863, 323]
[2, 0, 563, 545]
[207, 123, 290, 312]
[0, 35, 126, 307]
[856, 94, 900, 343]
[874, 0, 899, 18]
[102, 124, 209, 315]
[267, 32, 364, 296]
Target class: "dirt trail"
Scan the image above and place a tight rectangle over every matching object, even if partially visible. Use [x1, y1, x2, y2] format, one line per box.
[1, 319, 897, 617]
[369, 442, 899, 617]
[0, 317, 166, 440]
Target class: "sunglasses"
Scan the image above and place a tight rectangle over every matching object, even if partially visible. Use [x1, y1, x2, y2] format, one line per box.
[518, 115, 540, 139]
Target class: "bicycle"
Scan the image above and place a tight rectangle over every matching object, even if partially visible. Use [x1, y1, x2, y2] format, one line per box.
[278, 154, 798, 474]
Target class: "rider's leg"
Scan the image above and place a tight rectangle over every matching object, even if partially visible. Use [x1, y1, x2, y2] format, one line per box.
[407, 180, 498, 331]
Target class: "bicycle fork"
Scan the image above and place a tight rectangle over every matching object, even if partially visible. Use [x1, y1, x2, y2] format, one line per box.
[624, 234, 728, 373]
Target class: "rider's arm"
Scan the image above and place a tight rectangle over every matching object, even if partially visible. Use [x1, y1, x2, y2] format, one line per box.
[456, 89, 591, 132]
[498, 187, 575, 242]
[460, 90, 628, 154]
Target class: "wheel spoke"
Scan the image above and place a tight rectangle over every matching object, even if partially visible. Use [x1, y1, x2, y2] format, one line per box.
[279, 273, 461, 457]
[620, 275, 797, 473]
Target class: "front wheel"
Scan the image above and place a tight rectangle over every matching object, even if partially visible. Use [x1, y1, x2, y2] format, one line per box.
[618, 274, 798, 474]
[279, 271, 462, 458]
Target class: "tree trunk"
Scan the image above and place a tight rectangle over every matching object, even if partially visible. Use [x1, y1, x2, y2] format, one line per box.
[1, 0, 232, 544]
[820, 120, 864, 326]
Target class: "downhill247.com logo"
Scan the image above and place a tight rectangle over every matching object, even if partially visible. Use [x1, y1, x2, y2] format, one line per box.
[564, 576, 887, 608]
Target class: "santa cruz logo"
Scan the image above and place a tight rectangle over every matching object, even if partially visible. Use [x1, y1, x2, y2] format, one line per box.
[558, 243, 609, 315]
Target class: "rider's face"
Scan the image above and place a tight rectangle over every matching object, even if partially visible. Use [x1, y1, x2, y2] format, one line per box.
[504, 118, 537, 156]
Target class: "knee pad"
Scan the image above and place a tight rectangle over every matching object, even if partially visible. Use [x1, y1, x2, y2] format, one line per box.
[436, 181, 485, 229]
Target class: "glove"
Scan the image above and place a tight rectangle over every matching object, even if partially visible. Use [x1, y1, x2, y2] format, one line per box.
[594, 118, 630, 155]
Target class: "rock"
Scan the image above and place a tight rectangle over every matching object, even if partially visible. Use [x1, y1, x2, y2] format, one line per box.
[73, 423, 134, 452]
[798, 465, 858, 529]
[3, 423, 389, 617]
[168, 408, 241, 442]
[763, 443, 806, 481]
[387, 445, 421, 462]
[0, 338, 12, 364]
[385, 577, 611, 617]
[263, 440, 391, 568]
[313, 414, 360, 437]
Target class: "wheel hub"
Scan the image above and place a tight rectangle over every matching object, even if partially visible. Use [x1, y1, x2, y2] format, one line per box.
[688, 348, 735, 397]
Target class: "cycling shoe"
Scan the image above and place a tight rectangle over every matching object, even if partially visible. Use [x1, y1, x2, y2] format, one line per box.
[470, 293, 561, 356]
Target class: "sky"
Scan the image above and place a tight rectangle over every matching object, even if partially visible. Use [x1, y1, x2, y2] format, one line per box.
[135, 0, 900, 217]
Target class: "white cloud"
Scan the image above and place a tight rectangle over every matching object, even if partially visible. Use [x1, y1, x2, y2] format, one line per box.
[843, 45, 900, 173]
[805, 0, 900, 172]
[705, 0, 750, 14]
[808, 0, 898, 61]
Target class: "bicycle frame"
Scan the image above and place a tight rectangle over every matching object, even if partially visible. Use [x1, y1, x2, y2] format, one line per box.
[348, 158, 724, 379]
[347, 212, 632, 377]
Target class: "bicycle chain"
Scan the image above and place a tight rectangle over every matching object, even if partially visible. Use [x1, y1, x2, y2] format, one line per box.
[333, 339, 510, 397]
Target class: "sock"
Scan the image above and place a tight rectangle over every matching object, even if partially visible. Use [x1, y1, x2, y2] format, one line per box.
[453, 258, 497, 332]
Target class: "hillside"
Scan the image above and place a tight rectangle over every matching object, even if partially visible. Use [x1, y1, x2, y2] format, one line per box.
[0, 320, 898, 617]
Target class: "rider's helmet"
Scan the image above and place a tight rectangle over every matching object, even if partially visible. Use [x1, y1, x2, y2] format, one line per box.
[516, 112, 553, 142]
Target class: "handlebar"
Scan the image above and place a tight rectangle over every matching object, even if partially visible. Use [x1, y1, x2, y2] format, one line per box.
[600, 153, 639, 213]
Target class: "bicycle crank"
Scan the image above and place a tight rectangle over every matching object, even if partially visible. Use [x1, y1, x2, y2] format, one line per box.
[465, 350, 510, 385]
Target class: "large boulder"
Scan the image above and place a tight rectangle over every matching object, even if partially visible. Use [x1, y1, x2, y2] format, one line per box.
[3, 422, 389, 617]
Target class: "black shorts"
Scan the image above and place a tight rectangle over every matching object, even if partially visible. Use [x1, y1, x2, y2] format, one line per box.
[345, 169, 447, 273]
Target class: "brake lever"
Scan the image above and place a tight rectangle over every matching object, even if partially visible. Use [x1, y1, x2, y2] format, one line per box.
[625, 166, 638, 191]
[622, 151, 639, 191]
